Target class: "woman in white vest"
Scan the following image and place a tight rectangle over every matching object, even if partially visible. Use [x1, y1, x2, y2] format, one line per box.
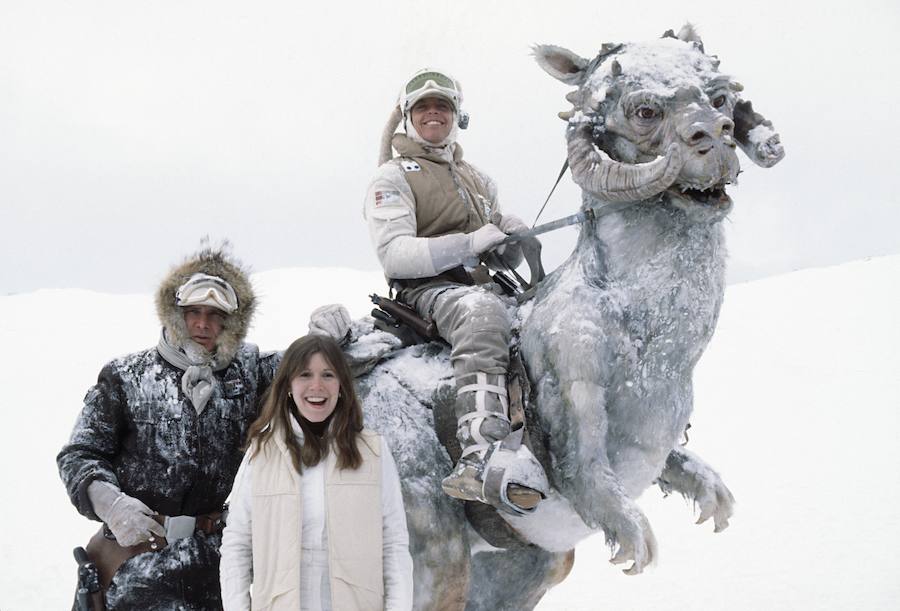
[219, 335, 413, 611]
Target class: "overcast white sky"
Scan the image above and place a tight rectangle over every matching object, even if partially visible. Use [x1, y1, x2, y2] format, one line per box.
[2, 0, 898, 295]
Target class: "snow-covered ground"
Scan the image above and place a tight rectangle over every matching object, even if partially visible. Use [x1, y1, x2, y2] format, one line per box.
[0, 257, 897, 609]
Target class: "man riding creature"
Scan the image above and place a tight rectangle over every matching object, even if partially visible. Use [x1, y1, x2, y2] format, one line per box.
[364, 69, 550, 516]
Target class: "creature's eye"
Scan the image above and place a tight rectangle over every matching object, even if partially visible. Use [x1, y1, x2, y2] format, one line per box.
[636, 106, 658, 120]
[712, 94, 727, 109]
[624, 91, 662, 125]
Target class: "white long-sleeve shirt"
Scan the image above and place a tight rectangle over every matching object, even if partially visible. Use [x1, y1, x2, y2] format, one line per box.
[220, 436, 413, 611]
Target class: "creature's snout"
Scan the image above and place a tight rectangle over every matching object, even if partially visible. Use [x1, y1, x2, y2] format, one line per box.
[673, 106, 741, 192]
[678, 113, 735, 151]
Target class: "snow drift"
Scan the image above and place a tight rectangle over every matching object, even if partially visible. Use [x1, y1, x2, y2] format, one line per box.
[0, 258, 897, 609]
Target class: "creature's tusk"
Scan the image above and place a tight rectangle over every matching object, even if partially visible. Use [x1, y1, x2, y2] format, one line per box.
[566, 124, 684, 202]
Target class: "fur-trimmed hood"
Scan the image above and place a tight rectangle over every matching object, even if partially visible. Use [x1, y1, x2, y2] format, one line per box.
[155, 246, 256, 364]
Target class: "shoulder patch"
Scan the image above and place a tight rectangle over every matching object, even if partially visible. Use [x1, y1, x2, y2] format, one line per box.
[401, 160, 421, 172]
[374, 190, 400, 207]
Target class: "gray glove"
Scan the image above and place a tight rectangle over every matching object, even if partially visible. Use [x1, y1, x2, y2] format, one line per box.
[88, 480, 165, 547]
[308, 303, 352, 341]
[469, 223, 507, 255]
[498, 214, 529, 235]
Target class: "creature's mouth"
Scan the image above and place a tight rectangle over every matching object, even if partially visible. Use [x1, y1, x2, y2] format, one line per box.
[667, 182, 732, 208]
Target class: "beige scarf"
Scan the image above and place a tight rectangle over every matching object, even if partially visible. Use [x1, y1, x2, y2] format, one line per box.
[156, 329, 230, 414]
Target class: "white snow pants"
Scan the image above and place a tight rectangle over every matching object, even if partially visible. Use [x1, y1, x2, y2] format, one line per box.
[407, 283, 512, 377]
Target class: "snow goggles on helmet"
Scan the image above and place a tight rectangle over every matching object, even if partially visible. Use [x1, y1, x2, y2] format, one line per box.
[405, 71, 456, 96]
[401, 69, 462, 114]
[175, 273, 238, 314]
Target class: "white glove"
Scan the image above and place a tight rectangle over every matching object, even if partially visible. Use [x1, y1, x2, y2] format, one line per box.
[88, 480, 165, 547]
[468, 224, 507, 256]
[498, 214, 529, 235]
[308, 304, 351, 341]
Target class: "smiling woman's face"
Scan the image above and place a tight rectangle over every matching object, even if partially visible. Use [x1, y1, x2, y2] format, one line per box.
[290, 352, 340, 423]
[410, 96, 454, 144]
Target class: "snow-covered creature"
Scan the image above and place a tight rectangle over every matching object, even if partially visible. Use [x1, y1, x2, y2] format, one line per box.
[352, 26, 784, 610]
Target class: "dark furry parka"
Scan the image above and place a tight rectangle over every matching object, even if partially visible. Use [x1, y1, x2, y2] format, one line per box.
[57, 247, 280, 610]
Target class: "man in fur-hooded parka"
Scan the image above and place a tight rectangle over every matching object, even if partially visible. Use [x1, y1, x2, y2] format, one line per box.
[57, 247, 279, 610]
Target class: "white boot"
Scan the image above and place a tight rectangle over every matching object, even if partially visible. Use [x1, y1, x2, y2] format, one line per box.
[441, 372, 549, 515]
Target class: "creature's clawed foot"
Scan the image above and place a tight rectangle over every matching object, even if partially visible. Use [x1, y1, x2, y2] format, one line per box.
[659, 448, 736, 533]
[604, 501, 658, 575]
[694, 472, 735, 533]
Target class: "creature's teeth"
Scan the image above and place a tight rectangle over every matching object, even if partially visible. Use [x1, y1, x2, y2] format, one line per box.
[565, 90, 580, 104]
[558, 110, 574, 120]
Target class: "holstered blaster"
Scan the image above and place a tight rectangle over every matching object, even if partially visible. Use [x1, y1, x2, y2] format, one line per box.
[370, 294, 439, 343]
[73, 546, 104, 611]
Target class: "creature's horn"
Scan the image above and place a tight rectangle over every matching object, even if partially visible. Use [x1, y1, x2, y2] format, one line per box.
[378, 105, 403, 166]
[732, 99, 785, 168]
[566, 124, 683, 202]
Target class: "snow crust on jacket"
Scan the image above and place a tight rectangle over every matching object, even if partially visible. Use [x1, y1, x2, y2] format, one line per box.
[59, 246, 271, 519]
[58, 344, 280, 521]
[220, 430, 413, 611]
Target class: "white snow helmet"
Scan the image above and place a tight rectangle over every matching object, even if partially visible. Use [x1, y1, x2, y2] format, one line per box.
[400, 68, 469, 129]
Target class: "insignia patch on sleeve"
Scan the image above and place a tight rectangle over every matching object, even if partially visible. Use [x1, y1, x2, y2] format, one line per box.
[374, 190, 400, 207]
[401, 160, 421, 172]
[224, 376, 245, 398]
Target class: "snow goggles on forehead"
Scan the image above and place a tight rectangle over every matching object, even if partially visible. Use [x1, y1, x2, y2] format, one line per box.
[175, 273, 238, 314]
[404, 71, 457, 95]
[403, 71, 462, 113]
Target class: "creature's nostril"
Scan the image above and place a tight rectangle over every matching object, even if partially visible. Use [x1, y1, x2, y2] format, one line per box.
[698, 147, 712, 155]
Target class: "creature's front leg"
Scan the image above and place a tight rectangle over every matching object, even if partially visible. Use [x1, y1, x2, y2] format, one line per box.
[657, 446, 735, 532]
[557, 380, 658, 575]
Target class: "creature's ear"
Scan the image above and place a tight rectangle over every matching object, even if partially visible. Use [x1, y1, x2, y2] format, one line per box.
[676, 23, 703, 46]
[532, 44, 590, 86]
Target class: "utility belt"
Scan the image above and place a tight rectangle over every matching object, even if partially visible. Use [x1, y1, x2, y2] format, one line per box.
[74, 509, 225, 610]
[390, 263, 493, 293]
[373, 263, 493, 346]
